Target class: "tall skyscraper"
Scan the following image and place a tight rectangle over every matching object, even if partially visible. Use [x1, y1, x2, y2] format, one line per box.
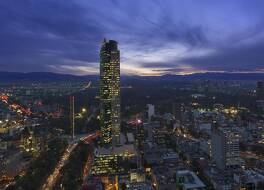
[100, 39, 120, 147]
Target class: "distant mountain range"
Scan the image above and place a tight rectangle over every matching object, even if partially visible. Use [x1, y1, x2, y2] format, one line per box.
[1, 71, 264, 83]
[0, 72, 98, 83]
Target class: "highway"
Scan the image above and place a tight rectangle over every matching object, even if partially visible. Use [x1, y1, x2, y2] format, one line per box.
[41, 142, 78, 190]
[81, 146, 94, 189]
[40, 131, 100, 190]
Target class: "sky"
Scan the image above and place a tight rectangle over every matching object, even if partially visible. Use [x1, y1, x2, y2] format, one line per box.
[0, 0, 264, 76]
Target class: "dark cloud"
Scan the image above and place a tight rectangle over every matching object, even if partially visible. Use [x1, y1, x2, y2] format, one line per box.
[0, 0, 104, 72]
[141, 18, 208, 47]
[0, 0, 264, 75]
[180, 42, 264, 72]
[140, 62, 178, 68]
[138, 40, 264, 74]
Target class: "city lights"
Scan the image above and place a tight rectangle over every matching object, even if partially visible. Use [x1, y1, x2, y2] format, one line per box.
[1, 1, 264, 189]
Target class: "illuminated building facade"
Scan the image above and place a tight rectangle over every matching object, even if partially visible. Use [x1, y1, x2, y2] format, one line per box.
[211, 127, 240, 170]
[91, 153, 119, 175]
[91, 145, 136, 175]
[100, 39, 121, 146]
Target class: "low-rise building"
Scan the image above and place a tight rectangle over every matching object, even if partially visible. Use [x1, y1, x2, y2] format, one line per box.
[176, 170, 206, 190]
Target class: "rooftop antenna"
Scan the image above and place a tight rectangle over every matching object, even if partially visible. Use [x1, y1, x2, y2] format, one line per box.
[70, 96, 75, 139]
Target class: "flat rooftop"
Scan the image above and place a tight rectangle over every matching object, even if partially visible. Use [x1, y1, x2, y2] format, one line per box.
[177, 170, 205, 189]
[95, 144, 136, 156]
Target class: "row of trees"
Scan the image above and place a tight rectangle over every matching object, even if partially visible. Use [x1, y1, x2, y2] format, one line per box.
[8, 138, 68, 190]
[49, 111, 100, 135]
[53, 143, 91, 190]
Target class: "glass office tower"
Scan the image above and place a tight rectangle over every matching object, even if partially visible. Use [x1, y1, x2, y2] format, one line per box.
[100, 39, 120, 147]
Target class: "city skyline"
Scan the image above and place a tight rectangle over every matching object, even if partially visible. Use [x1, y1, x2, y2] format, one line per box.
[2, 1, 264, 188]
[1, 0, 264, 76]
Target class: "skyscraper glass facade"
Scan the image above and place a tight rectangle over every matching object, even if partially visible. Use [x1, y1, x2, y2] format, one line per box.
[100, 39, 120, 147]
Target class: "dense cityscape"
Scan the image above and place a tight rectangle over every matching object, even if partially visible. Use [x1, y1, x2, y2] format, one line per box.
[1, 1, 264, 190]
[0, 39, 264, 189]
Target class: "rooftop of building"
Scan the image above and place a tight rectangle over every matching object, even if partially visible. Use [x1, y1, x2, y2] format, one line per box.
[127, 182, 153, 190]
[95, 144, 136, 156]
[127, 133, 135, 143]
[176, 170, 206, 189]
[243, 170, 264, 182]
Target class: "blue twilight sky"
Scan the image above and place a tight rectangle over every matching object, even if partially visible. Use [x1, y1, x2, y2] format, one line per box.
[0, 0, 264, 76]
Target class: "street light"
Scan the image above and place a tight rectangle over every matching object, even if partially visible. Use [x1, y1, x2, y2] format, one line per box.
[81, 108, 87, 113]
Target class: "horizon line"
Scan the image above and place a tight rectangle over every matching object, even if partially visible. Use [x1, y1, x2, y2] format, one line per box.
[2, 70, 264, 77]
